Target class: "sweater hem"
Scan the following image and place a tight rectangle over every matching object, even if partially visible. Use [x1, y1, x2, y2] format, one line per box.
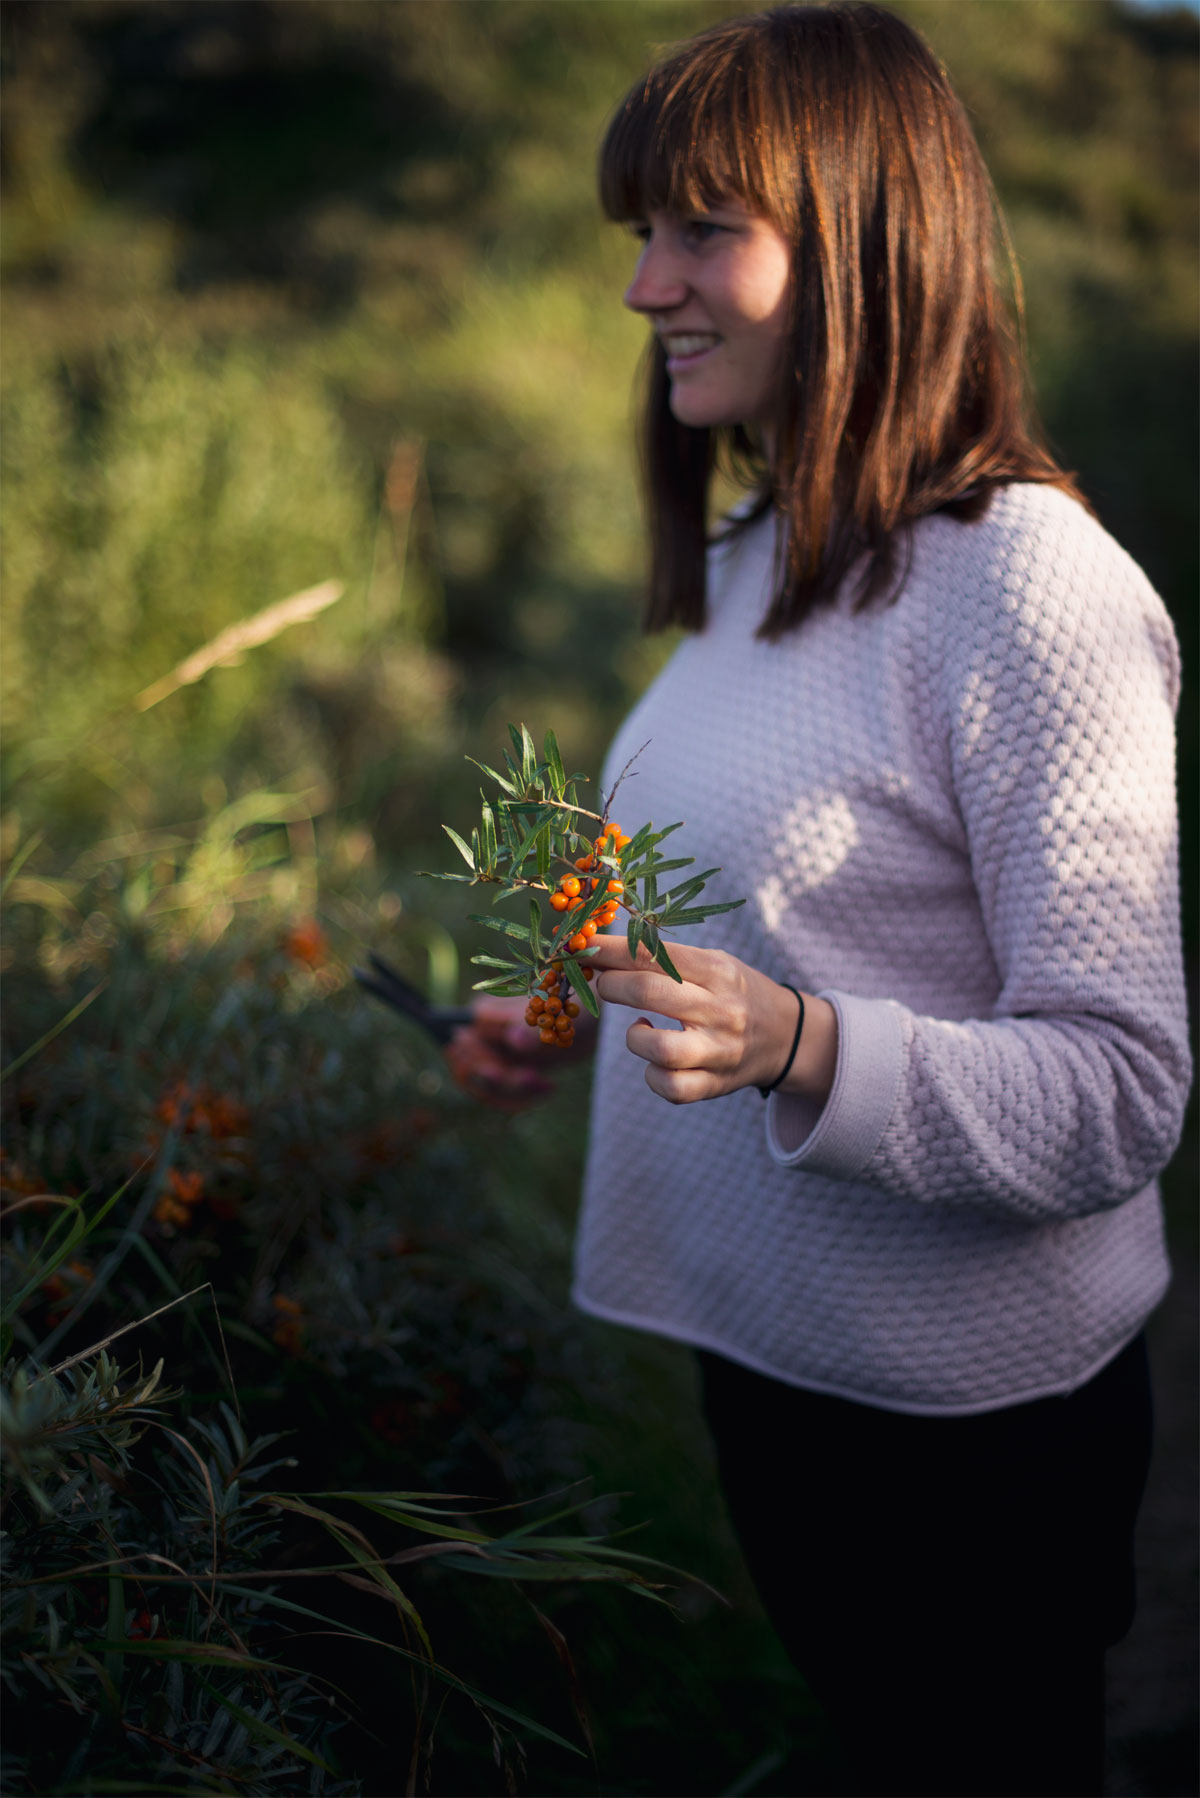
[569, 1280, 1168, 1418]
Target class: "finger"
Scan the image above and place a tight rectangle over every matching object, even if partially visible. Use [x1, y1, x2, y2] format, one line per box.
[624, 1018, 696, 1069]
[643, 1061, 718, 1105]
[582, 935, 647, 973]
[597, 966, 707, 1022]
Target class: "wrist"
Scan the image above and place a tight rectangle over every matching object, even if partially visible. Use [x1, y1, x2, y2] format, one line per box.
[777, 992, 838, 1107]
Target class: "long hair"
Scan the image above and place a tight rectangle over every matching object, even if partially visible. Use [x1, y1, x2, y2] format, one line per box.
[600, 2, 1086, 637]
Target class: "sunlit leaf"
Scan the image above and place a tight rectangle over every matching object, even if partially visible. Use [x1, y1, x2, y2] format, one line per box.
[441, 825, 476, 870]
[543, 729, 566, 797]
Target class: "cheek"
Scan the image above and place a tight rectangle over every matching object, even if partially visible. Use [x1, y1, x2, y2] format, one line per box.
[734, 241, 793, 331]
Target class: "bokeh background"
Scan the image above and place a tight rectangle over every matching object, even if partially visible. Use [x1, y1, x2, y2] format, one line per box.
[2, 4, 1196, 1795]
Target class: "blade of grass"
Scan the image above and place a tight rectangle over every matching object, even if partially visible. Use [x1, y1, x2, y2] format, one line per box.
[1, 981, 108, 1084]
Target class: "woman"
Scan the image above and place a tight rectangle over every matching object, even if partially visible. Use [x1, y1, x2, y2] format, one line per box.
[561, 6, 1191, 1796]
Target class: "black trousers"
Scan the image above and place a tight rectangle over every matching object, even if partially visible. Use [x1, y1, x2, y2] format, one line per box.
[697, 1334, 1153, 1798]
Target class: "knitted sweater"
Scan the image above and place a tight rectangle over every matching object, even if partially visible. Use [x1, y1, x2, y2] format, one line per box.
[571, 483, 1190, 1414]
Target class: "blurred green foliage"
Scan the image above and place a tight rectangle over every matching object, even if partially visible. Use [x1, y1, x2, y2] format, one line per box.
[3, 0, 1192, 869]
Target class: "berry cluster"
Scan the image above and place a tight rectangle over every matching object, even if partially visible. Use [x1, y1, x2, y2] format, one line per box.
[523, 959, 588, 1047]
[525, 821, 632, 1046]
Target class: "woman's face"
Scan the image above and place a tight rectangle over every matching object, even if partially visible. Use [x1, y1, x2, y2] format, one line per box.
[623, 200, 793, 433]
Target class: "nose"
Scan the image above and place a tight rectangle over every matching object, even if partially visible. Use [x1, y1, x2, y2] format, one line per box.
[623, 230, 689, 316]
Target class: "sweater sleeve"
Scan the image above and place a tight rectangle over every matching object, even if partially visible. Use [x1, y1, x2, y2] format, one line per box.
[766, 500, 1192, 1222]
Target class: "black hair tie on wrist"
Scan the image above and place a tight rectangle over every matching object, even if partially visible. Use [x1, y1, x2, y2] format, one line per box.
[758, 985, 805, 1098]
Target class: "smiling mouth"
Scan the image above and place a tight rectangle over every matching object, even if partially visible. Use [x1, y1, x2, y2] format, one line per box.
[660, 333, 721, 364]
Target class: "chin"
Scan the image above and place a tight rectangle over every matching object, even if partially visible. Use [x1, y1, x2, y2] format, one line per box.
[668, 393, 738, 430]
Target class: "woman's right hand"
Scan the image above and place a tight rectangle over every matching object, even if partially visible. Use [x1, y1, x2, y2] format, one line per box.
[444, 995, 596, 1109]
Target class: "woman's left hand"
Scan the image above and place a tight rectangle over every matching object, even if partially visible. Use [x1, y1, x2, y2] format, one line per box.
[588, 935, 838, 1106]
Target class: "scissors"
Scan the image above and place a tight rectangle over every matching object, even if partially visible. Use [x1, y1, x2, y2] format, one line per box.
[353, 952, 472, 1045]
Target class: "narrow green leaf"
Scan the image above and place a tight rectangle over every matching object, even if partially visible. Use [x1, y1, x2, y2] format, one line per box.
[469, 913, 534, 946]
[510, 816, 552, 872]
[664, 869, 722, 906]
[465, 757, 519, 798]
[321, 1522, 435, 1662]
[1, 981, 107, 1086]
[0, 833, 43, 900]
[498, 806, 520, 857]
[519, 722, 537, 786]
[428, 1556, 655, 1585]
[627, 915, 644, 962]
[627, 855, 694, 877]
[563, 956, 599, 1018]
[441, 825, 476, 870]
[529, 899, 543, 962]
[321, 1494, 491, 1544]
[471, 975, 529, 995]
[480, 799, 497, 867]
[543, 729, 566, 796]
[623, 819, 683, 861]
[536, 826, 551, 883]
[661, 900, 747, 926]
[469, 954, 524, 970]
[3, 1184, 124, 1326]
[653, 938, 683, 982]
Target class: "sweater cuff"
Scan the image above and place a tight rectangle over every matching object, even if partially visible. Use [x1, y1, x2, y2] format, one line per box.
[765, 989, 904, 1178]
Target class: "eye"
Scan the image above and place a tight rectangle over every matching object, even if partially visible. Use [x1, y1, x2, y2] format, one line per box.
[628, 221, 652, 245]
[684, 218, 724, 245]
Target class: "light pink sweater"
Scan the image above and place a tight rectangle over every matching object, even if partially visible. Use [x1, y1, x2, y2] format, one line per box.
[572, 484, 1190, 1413]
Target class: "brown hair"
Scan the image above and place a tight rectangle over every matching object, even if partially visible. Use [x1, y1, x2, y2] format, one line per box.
[600, 2, 1085, 637]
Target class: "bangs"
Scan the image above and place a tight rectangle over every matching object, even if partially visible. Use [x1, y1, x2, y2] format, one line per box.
[598, 32, 797, 226]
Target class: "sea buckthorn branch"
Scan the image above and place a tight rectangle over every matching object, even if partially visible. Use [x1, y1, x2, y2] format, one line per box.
[423, 724, 744, 1047]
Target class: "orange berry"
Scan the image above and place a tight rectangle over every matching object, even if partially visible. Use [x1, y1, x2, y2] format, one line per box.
[575, 854, 595, 871]
[561, 876, 581, 898]
[551, 960, 564, 972]
[524, 1010, 539, 1028]
[545, 996, 563, 1015]
[583, 967, 595, 981]
[550, 892, 569, 912]
[564, 1000, 580, 1018]
[607, 879, 624, 894]
[616, 833, 632, 850]
[582, 920, 598, 939]
[539, 1029, 557, 1045]
[568, 932, 588, 953]
[554, 1013, 572, 1034]
[541, 971, 558, 990]
[529, 994, 546, 1014]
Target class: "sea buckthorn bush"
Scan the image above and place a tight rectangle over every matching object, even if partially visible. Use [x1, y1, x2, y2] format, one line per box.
[0, 831, 702, 1796]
